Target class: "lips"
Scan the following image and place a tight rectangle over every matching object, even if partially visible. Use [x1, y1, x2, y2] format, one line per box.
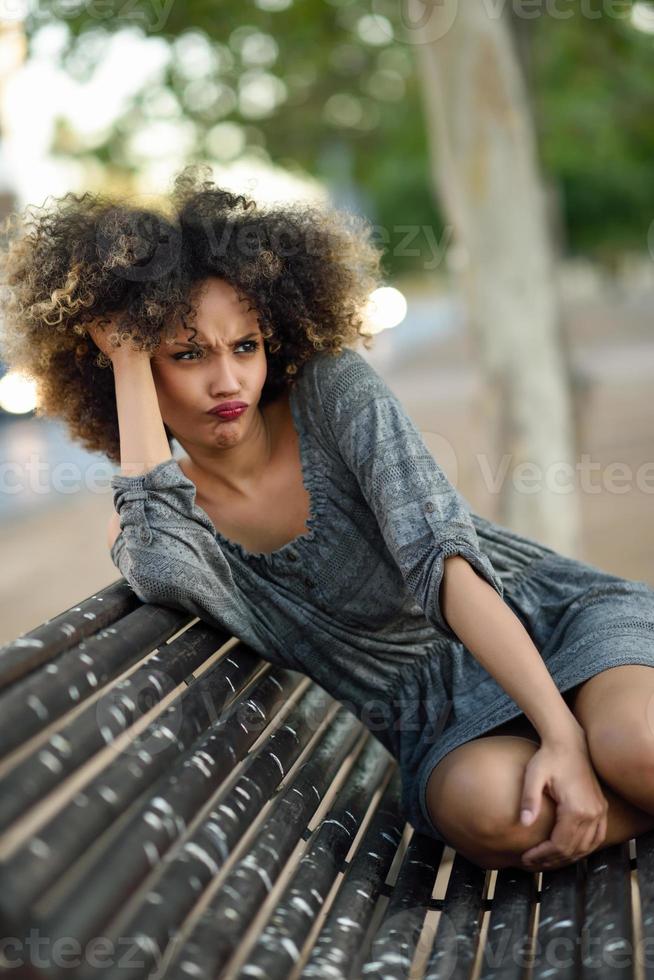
[208, 401, 248, 418]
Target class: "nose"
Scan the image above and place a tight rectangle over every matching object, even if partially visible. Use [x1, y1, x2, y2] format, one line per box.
[208, 353, 242, 395]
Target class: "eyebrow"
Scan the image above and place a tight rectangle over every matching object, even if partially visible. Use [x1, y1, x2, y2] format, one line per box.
[173, 332, 260, 348]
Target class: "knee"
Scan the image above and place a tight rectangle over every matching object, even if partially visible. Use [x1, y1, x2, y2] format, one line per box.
[461, 788, 557, 870]
[586, 718, 654, 793]
[427, 740, 557, 870]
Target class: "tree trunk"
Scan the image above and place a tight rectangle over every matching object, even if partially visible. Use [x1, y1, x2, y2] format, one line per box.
[409, 1, 580, 554]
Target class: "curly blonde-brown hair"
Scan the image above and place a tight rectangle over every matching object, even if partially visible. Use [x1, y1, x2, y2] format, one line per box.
[0, 164, 383, 462]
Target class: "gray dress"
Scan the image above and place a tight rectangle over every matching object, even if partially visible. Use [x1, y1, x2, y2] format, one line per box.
[110, 346, 654, 844]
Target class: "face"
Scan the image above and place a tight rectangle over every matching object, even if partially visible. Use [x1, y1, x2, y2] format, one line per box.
[150, 277, 268, 452]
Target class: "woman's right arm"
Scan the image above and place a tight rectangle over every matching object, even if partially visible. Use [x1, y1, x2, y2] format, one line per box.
[111, 344, 173, 477]
[101, 338, 270, 653]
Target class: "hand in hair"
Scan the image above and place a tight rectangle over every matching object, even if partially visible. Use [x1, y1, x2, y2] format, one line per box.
[86, 318, 154, 363]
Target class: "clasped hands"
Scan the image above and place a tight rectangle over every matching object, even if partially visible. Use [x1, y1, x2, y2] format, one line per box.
[518, 734, 608, 871]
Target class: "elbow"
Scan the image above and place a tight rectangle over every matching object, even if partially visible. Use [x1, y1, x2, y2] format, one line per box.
[107, 510, 122, 552]
[112, 546, 164, 607]
[116, 550, 197, 614]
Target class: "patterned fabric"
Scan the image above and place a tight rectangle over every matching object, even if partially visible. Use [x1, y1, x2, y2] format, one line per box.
[111, 346, 654, 843]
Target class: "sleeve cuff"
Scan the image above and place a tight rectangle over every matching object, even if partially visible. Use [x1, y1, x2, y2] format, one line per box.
[110, 457, 184, 493]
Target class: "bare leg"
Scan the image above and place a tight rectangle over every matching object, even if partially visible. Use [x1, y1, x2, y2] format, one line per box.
[515, 766, 654, 870]
[566, 665, 654, 816]
[426, 733, 654, 871]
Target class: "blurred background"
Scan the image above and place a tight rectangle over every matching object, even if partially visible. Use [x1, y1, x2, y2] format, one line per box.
[0, 1, 652, 644]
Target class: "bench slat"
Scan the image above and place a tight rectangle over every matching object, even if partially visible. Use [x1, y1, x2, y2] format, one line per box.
[532, 861, 582, 980]
[579, 843, 633, 979]
[238, 737, 393, 980]
[0, 622, 230, 833]
[0, 604, 187, 758]
[159, 702, 365, 979]
[1, 657, 296, 927]
[0, 582, 140, 691]
[33, 674, 330, 977]
[297, 768, 405, 978]
[424, 853, 487, 979]
[358, 830, 443, 980]
[634, 830, 654, 960]
[479, 865, 536, 978]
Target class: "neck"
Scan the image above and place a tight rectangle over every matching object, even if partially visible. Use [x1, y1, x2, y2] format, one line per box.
[177, 396, 283, 497]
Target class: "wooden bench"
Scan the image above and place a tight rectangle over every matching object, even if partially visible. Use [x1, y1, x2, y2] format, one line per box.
[0, 579, 651, 979]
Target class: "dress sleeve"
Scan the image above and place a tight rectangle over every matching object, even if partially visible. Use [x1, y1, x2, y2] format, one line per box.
[313, 347, 505, 641]
[109, 457, 268, 653]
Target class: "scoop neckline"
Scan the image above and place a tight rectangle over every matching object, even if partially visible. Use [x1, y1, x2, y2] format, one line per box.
[209, 381, 322, 565]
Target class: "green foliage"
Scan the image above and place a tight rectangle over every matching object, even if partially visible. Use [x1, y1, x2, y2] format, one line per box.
[531, 6, 654, 258]
[26, 0, 654, 269]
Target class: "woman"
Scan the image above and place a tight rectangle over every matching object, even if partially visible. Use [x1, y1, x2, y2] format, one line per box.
[3, 164, 654, 873]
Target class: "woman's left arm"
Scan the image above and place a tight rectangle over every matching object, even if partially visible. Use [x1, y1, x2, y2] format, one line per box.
[441, 555, 581, 743]
[314, 348, 608, 867]
[442, 556, 609, 868]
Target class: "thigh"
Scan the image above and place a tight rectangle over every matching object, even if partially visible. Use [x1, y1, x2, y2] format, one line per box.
[569, 665, 654, 724]
[568, 665, 654, 786]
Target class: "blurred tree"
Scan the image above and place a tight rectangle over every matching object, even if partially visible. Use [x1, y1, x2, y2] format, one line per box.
[410, 1, 579, 548]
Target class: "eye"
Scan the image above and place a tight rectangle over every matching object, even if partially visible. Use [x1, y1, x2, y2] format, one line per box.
[172, 340, 260, 361]
[172, 349, 204, 361]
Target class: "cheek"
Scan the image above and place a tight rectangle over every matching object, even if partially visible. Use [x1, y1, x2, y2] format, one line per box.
[256, 352, 268, 385]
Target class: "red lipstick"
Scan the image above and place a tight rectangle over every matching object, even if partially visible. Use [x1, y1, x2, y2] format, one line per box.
[207, 401, 248, 420]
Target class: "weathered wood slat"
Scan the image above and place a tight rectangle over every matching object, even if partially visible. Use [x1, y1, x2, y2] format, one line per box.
[479, 866, 536, 978]
[1, 657, 297, 927]
[0, 581, 140, 691]
[68, 684, 336, 980]
[0, 604, 188, 758]
[0, 622, 230, 832]
[358, 830, 443, 980]
[160, 702, 365, 979]
[42, 681, 338, 980]
[634, 829, 654, 978]
[236, 737, 393, 980]
[579, 843, 634, 979]
[532, 861, 582, 980]
[297, 768, 406, 978]
[423, 853, 487, 980]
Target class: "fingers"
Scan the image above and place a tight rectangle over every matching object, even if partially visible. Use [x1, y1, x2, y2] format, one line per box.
[520, 760, 545, 827]
[575, 819, 601, 859]
[521, 813, 596, 869]
[586, 813, 608, 855]
[522, 815, 604, 870]
[522, 810, 579, 865]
